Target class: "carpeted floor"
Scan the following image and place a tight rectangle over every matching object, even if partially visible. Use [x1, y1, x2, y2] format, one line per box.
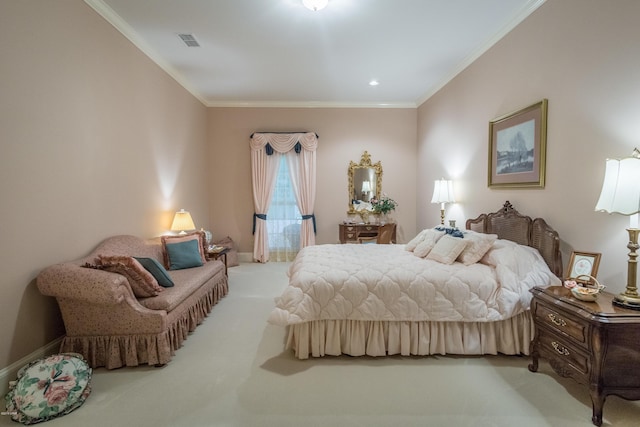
[5, 261, 640, 427]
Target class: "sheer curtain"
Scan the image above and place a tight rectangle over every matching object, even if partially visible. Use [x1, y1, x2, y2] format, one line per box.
[250, 132, 317, 263]
[267, 154, 301, 262]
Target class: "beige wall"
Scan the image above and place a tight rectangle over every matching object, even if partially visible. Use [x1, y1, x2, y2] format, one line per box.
[417, 0, 640, 293]
[207, 107, 418, 251]
[0, 1, 209, 370]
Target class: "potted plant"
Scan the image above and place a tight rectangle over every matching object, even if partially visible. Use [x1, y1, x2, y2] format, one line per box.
[370, 194, 398, 223]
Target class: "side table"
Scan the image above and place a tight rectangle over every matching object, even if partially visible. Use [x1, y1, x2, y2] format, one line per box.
[207, 247, 230, 277]
[529, 285, 640, 426]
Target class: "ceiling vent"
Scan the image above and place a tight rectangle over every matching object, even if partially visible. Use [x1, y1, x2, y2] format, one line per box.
[178, 33, 200, 47]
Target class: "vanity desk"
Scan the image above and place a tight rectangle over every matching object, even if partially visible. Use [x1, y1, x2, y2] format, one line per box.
[339, 223, 396, 244]
[343, 151, 397, 244]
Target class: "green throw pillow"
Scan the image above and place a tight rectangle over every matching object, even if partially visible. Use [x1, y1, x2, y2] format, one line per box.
[165, 239, 204, 270]
[134, 257, 174, 287]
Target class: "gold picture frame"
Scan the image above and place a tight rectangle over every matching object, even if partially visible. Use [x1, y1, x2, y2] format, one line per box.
[488, 99, 548, 188]
[566, 251, 602, 283]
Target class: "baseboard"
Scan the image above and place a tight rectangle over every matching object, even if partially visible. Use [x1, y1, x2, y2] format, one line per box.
[0, 337, 62, 398]
[238, 252, 253, 263]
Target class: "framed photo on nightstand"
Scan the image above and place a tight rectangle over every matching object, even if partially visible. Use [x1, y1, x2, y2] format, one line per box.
[567, 251, 601, 283]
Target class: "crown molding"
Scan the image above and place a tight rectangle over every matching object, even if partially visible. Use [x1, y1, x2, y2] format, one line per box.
[205, 100, 417, 109]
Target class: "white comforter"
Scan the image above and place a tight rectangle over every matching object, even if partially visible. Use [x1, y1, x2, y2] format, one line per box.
[268, 240, 560, 326]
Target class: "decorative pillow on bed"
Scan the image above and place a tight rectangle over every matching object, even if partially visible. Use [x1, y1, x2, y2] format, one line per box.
[405, 229, 429, 252]
[434, 226, 464, 238]
[161, 232, 207, 269]
[457, 231, 498, 265]
[426, 234, 468, 264]
[413, 229, 446, 258]
[96, 255, 164, 297]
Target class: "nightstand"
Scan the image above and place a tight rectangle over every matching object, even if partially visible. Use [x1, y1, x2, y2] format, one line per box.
[529, 285, 640, 426]
[207, 247, 229, 276]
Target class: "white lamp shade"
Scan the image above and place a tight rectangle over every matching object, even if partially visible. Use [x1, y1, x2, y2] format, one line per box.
[431, 179, 455, 204]
[595, 157, 640, 216]
[303, 0, 328, 11]
[170, 209, 196, 232]
[361, 181, 371, 192]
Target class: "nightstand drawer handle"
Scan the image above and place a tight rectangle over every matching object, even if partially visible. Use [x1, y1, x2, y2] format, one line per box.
[551, 341, 570, 356]
[547, 314, 567, 327]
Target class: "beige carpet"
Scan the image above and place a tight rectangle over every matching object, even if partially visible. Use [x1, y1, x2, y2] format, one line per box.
[4, 262, 640, 427]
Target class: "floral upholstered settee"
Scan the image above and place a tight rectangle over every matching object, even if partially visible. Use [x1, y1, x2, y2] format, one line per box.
[37, 234, 228, 369]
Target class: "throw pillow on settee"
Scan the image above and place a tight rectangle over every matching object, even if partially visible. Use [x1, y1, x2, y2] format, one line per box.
[213, 236, 239, 267]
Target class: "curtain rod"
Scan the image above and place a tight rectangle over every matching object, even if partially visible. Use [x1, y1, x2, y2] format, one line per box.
[250, 131, 319, 138]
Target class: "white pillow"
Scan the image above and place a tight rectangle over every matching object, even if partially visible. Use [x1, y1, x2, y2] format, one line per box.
[413, 229, 446, 258]
[426, 234, 468, 264]
[405, 229, 429, 252]
[457, 231, 498, 265]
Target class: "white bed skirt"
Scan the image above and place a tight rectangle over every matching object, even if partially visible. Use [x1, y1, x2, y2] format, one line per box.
[285, 311, 534, 359]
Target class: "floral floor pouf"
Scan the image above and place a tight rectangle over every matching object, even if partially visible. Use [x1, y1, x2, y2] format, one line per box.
[4, 353, 92, 425]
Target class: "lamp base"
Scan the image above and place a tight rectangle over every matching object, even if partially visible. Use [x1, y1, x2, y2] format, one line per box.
[614, 227, 640, 310]
[613, 293, 640, 311]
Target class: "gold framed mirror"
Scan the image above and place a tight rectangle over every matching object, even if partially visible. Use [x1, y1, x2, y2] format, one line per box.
[347, 151, 383, 215]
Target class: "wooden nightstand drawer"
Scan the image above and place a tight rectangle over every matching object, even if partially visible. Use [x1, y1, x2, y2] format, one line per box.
[538, 329, 589, 380]
[534, 302, 587, 346]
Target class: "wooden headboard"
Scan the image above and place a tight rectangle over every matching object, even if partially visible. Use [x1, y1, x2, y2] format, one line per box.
[466, 201, 563, 277]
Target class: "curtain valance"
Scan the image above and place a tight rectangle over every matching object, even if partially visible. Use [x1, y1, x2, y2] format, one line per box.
[250, 132, 318, 153]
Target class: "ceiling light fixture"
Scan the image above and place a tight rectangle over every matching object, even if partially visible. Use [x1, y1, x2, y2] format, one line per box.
[303, 0, 328, 12]
[369, 80, 379, 86]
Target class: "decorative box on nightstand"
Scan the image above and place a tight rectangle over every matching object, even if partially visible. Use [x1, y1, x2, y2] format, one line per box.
[529, 285, 640, 426]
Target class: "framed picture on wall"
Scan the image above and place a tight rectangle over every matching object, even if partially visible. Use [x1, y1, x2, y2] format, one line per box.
[488, 99, 548, 188]
[566, 251, 602, 282]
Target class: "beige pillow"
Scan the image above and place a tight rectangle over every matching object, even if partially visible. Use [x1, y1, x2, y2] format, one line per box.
[426, 235, 468, 264]
[413, 229, 446, 258]
[97, 255, 164, 297]
[457, 232, 498, 265]
[405, 229, 429, 252]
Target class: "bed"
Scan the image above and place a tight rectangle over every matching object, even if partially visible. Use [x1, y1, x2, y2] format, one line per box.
[268, 201, 563, 359]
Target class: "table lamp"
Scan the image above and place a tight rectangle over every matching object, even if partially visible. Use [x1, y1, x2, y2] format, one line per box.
[171, 209, 196, 235]
[595, 148, 640, 310]
[431, 179, 455, 225]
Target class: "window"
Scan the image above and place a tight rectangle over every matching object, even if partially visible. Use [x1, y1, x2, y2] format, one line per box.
[267, 155, 301, 261]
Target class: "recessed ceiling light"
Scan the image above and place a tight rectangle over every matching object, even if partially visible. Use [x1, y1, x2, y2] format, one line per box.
[369, 80, 379, 86]
[303, 0, 328, 12]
